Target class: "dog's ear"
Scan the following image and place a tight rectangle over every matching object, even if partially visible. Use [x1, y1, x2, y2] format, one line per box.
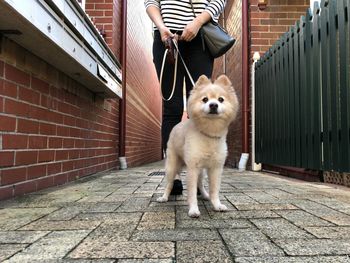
[194, 75, 211, 89]
[215, 75, 235, 93]
[214, 75, 232, 87]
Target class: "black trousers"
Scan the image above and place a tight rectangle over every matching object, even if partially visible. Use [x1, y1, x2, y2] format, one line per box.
[152, 30, 214, 152]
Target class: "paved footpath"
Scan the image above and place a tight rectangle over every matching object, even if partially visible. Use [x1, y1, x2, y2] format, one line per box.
[1, 161, 350, 262]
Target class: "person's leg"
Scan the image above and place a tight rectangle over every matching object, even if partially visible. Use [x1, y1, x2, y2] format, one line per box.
[153, 31, 185, 195]
[152, 31, 185, 153]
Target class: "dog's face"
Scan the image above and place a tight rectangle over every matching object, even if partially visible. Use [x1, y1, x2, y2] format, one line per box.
[188, 75, 239, 124]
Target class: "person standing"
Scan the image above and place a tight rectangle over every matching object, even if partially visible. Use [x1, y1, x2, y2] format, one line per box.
[145, 0, 226, 194]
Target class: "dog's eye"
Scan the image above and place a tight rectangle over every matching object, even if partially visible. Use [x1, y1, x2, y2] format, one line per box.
[218, 97, 224, 103]
[202, 97, 208, 103]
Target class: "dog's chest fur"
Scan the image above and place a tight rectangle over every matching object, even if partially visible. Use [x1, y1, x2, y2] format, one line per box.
[183, 130, 227, 168]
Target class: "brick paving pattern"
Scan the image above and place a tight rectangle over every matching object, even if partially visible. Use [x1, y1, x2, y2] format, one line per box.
[0, 161, 350, 262]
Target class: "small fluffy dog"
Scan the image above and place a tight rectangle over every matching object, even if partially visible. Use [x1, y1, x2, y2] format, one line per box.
[157, 75, 239, 217]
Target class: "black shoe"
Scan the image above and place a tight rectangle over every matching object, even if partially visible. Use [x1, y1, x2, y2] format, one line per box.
[170, 179, 183, 195]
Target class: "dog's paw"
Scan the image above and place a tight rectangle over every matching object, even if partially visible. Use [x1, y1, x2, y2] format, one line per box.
[188, 208, 201, 218]
[213, 203, 228, 212]
[157, 196, 168, 203]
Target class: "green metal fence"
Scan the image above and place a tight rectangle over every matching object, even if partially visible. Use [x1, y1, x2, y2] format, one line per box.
[255, 0, 350, 172]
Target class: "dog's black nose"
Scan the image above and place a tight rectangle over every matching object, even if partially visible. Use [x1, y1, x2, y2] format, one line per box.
[209, 103, 218, 114]
[209, 103, 218, 110]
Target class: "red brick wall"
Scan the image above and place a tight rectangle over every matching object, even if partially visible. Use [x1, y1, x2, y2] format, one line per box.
[86, 0, 162, 167]
[250, 0, 310, 57]
[85, 0, 114, 50]
[0, 37, 118, 200]
[0, 0, 162, 200]
[125, 1, 162, 166]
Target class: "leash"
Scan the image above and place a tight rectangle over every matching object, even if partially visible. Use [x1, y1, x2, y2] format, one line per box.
[159, 38, 195, 101]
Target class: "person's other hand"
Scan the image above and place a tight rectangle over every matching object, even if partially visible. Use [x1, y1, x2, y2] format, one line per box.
[159, 26, 174, 42]
[180, 20, 202, 42]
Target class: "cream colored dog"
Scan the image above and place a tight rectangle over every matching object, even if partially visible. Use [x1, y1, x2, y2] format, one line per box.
[157, 75, 239, 217]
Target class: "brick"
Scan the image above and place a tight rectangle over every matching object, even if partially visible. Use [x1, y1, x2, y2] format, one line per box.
[63, 138, 75, 148]
[38, 150, 55, 162]
[18, 86, 40, 105]
[251, 25, 269, 32]
[36, 176, 54, 191]
[87, 10, 104, 16]
[2, 134, 28, 149]
[94, 17, 112, 24]
[28, 106, 49, 121]
[55, 150, 69, 161]
[250, 19, 260, 25]
[62, 160, 74, 172]
[53, 173, 68, 186]
[85, 3, 95, 10]
[0, 151, 14, 167]
[0, 97, 3, 112]
[49, 137, 63, 148]
[47, 162, 62, 175]
[5, 64, 30, 86]
[252, 39, 270, 45]
[57, 102, 72, 115]
[17, 119, 40, 134]
[31, 76, 50, 94]
[15, 151, 38, 165]
[70, 127, 81, 137]
[0, 115, 16, 131]
[270, 13, 288, 18]
[270, 25, 289, 32]
[95, 3, 113, 10]
[0, 185, 13, 200]
[63, 116, 76, 126]
[14, 181, 37, 196]
[260, 19, 279, 25]
[4, 99, 29, 117]
[104, 10, 113, 16]
[39, 123, 56, 135]
[69, 149, 80, 159]
[0, 79, 17, 98]
[28, 136, 47, 149]
[57, 126, 70, 137]
[0, 61, 4, 77]
[1, 167, 27, 185]
[47, 111, 63, 124]
[27, 164, 47, 179]
[67, 170, 79, 182]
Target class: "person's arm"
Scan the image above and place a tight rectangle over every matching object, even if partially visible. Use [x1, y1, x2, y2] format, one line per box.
[205, 0, 226, 20]
[180, 12, 211, 42]
[181, 0, 226, 42]
[145, 3, 174, 42]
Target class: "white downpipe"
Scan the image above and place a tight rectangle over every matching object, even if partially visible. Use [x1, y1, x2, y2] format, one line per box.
[119, 157, 127, 170]
[252, 52, 262, 171]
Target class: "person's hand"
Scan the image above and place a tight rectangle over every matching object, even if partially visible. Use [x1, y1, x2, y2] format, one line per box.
[159, 26, 174, 42]
[180, 19, 202, 42]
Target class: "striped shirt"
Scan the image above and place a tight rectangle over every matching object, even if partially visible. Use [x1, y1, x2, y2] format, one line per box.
[144, 0, 226, 31]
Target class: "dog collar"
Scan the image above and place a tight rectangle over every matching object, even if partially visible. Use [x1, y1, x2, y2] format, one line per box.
[199, 130, 222, 140]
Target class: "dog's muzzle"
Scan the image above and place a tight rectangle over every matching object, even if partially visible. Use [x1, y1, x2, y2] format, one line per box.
[209, 102, 218, 114]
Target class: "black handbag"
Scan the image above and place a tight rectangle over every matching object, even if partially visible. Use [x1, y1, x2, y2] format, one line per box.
[189, 0, 235, 58]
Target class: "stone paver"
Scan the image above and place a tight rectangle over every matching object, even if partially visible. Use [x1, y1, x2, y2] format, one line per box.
[0, 161, 349, 262]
